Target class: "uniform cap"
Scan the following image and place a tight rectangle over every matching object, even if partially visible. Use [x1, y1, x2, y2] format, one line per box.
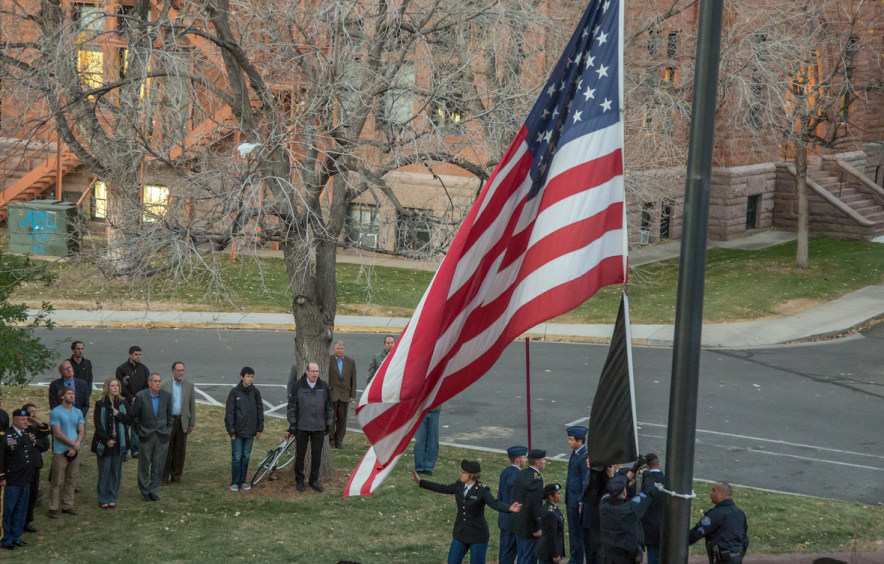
[607, 475, 628, 494]
[507, 446, 528, 457]
[528, 449, 547, 459]
[567, 426, 588, 438]
[543, 483, 562, 496]
[461, 460, 481, 474]
[11, 409, 29, 417]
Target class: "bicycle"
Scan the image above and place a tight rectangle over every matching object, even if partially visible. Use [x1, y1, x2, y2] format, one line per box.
[251, 433, 297, 486]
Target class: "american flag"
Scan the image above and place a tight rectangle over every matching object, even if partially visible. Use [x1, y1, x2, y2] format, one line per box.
[344, 0, 626, 497]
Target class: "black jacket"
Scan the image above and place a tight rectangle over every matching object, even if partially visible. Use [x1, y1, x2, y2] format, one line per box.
[419, 479, 512, 544]
[0, 409, 8, 432]
[48, 377, 91, 413]
[535, 501, 565, 562]
[225, 383, 265, 438]
[116, 360, 151, 403]
[640, 470, 666, 548]
[581, 467, 610, 537]
[599, 491, 655, 557]
[287, 375, 334, 433]
[0, 423, 51, 486]
[689, 499, 749, 561]
[69, 356, 94, 394]
[91, 396, 133, 457]
[510, 466, 544, 539]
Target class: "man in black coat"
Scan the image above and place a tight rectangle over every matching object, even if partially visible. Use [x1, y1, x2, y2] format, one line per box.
[510, 448, 547, 564]
[21, 403, 50, 534]
[599, 475, 655, 564]
[287, 362, 333, 493]
[582, 461, 614, 564]
[0, 409, 50, 550]
[689, 482, 749, 564]
[68, 341, 94, 410]
[116, 345, 150, 458]
[536, 483, 565, 564]
[640, 454, 666, 564]
[48, 361, 91, 415]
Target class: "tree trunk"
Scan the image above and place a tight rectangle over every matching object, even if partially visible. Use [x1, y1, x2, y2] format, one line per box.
[794, 144, 810, 270]
[103, 182, 145, 275]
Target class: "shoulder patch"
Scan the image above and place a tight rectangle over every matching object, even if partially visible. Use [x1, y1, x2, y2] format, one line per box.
[534, 472, 539, 479]
[701, 516, 712, 526]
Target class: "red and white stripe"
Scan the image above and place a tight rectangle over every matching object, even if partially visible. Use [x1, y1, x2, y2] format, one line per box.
[344, 122, 626, 499]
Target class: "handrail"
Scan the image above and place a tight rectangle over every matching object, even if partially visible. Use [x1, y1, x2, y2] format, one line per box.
[0, 139, 42, 186]
[832, 156, 884, 210]
[783, 164, 875, 227]
[77, 177, 99, 207]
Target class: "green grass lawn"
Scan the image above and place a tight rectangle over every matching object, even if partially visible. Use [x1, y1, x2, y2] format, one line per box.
[7, 238, 884, 324]
[2, 385, 882, 563]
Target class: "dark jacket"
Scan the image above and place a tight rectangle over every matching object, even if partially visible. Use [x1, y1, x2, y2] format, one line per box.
[510, 466, 544, 539]
[367, 350, 387, 385]
[640, 470, 666, 549]
[536, 501, 565, 562]
[599, 491, 655, 558]
[287, 375, 333, 433]
[581, 467, 611, 535]
[132, 389, 173, 443]
[689, 499, 750, 562]
[224, 383, 265, 438]
[0, 409, 8, 432]
[419, 479, 512, 544]
[91, 396, 133, 457]
[566, 445, 589, 508]
[116, 360, 151, 403]
[497, 465, 520, 531]
[69, 356, 94, 394]
[48, 377, 91, 413]
[31, 422, 51, 469]
[0, 423, 51, 487]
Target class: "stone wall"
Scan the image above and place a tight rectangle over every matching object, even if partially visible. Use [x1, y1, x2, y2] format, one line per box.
[707, 163, 777, 241]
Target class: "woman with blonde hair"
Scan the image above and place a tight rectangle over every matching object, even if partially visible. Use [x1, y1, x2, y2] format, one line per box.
[91, 378, 132, 509]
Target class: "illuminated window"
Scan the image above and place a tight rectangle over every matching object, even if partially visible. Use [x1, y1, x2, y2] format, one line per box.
[74, 4, 104, 93]
[93, 181, 107, 219]
[142, 185, 169, 223]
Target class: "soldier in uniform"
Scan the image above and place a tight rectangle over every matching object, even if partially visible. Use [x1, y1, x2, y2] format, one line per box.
[497, 446, 527, 564]
[511, 448, 547, 564]
[536, 483, 565, 564]
[21, 403, 50, 534]
[599, 475, 655, 564]
[412, 459, 521, 564]
[0, 409, 51, 550]
[689, 482, 749, 564]
[565, 426, 588, 564]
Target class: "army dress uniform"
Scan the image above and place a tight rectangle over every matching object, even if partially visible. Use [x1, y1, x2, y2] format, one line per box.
[510, 449, 546, 564]
[0, 412, 50, 549]
[536, 484, 565, 564]
[497, 445, 527, 564]
[419, 460, 514, 564]
[689, 499, 749, 564]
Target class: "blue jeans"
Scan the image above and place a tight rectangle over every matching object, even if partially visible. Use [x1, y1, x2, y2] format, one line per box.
[1, 484, 29, 546]
[567, 504, 584, 564]
[130, 431, 139, 457]
[498, 530, 518, 564]
[448, 538, 488, 564]
[231, 436, 254, 485]
[414, 411, 440, 472]
[516, 537, 538, 564]
[647, 547, 660, 564]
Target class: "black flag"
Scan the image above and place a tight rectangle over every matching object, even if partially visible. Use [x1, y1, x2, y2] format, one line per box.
[586, 288, 639, 466]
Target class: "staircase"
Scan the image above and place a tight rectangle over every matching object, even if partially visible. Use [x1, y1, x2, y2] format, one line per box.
[0, 141, 79, 223]
[808, 166, 884, 238]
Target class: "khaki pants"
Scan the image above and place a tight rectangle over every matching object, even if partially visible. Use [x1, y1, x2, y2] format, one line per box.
[49, 453, 81, 511]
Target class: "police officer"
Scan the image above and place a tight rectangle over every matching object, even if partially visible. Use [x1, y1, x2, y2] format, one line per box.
[412, 459, 521, 564]
[0, 409, 51, 550]
[498, 445, 527, 564]
[511, 448, 547, 564]
[565, 426, 588, 564]
[536, 483, 565, 564]
[689, 481, 749, 564]
[599, 474, 655, 564]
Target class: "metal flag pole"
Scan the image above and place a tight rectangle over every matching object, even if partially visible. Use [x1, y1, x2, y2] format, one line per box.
[525, 336, 532, 451]
[660, 0, 725, 563]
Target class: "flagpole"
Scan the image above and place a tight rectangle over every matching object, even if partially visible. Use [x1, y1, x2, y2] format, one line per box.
[660, 0, 724, 563]
[525, 336, 532, 451]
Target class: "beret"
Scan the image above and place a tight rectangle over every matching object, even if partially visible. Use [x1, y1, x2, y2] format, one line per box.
[543, 483, 562, 496]
[528, 449, 547, 459]
[461, 460, 481, 474]
[11, 409, 29, 417]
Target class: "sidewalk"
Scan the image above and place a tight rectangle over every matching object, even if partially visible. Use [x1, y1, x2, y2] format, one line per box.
[27, 282, 884, 348]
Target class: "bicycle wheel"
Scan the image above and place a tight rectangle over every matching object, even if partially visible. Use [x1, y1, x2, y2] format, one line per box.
[276, 436, 298, 469]
[251, 447, 281, 486]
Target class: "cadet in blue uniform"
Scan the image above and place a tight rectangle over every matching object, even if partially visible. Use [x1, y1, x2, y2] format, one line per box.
[413, 459, 522, 564]
[0, 409, 51, 550]
[689, 482, 749, 564]
[498, 445, 527, 564]
[511, 448, 547, 564]
[639, 453, 665, 564]
[599, 475, 655, 564]
[565, 426, 588, 564]
[536, 483, 565, 564]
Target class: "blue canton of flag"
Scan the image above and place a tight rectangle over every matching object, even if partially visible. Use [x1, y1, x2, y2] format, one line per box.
[527, 0, 621, 198]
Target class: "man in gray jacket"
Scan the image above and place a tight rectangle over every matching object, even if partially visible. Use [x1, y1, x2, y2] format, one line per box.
[287, 362, 334, 493]
[132, 373, 173, 502]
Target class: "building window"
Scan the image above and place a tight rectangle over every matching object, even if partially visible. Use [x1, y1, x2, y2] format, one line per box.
[346, 203, 380, 249]
[74, 4, 104, 92]
[640, 202, 654, 244]
[92, 181, 107, 220]
[377, 63, 415, 130]
[397, 208, 433, 256]
[667, 31, 680, 59]
[647, 29, 661, 59]
[661, 200, 673, 240]
[746, 195, 759, 230]
[142, 185, 169, 223]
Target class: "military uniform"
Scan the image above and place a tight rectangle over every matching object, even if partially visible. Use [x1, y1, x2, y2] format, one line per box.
[689, 499, 749, 564]
[497, 446, 526, 564]
[536, 496, 565, 564]
[25, 422, 50, 528]
[511, 450, 546, 564]
[565, 426, 589, 564]
[0, 417, 50, 549]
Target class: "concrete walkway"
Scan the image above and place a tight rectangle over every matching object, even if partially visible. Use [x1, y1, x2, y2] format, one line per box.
[27, 282, 884, 348]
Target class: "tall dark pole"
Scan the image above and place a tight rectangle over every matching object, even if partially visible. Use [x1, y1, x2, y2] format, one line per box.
[525, 337, 532, 450]
[660, 1, 724, 563]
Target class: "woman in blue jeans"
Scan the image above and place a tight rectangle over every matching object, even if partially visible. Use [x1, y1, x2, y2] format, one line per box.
[224, 367, 264, 491]
[413, 460, 522, 564]
[91, 378, 132, 509]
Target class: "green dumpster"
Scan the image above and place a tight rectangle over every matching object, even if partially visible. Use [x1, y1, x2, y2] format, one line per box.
[8, 200, 80, 257]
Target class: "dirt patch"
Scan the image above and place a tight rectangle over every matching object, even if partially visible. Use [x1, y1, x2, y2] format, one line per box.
[16, 298, 219, 312]
[247, 466, 355, 500]
[767, 298, 819, 317]
[337, 303, 416, 318]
